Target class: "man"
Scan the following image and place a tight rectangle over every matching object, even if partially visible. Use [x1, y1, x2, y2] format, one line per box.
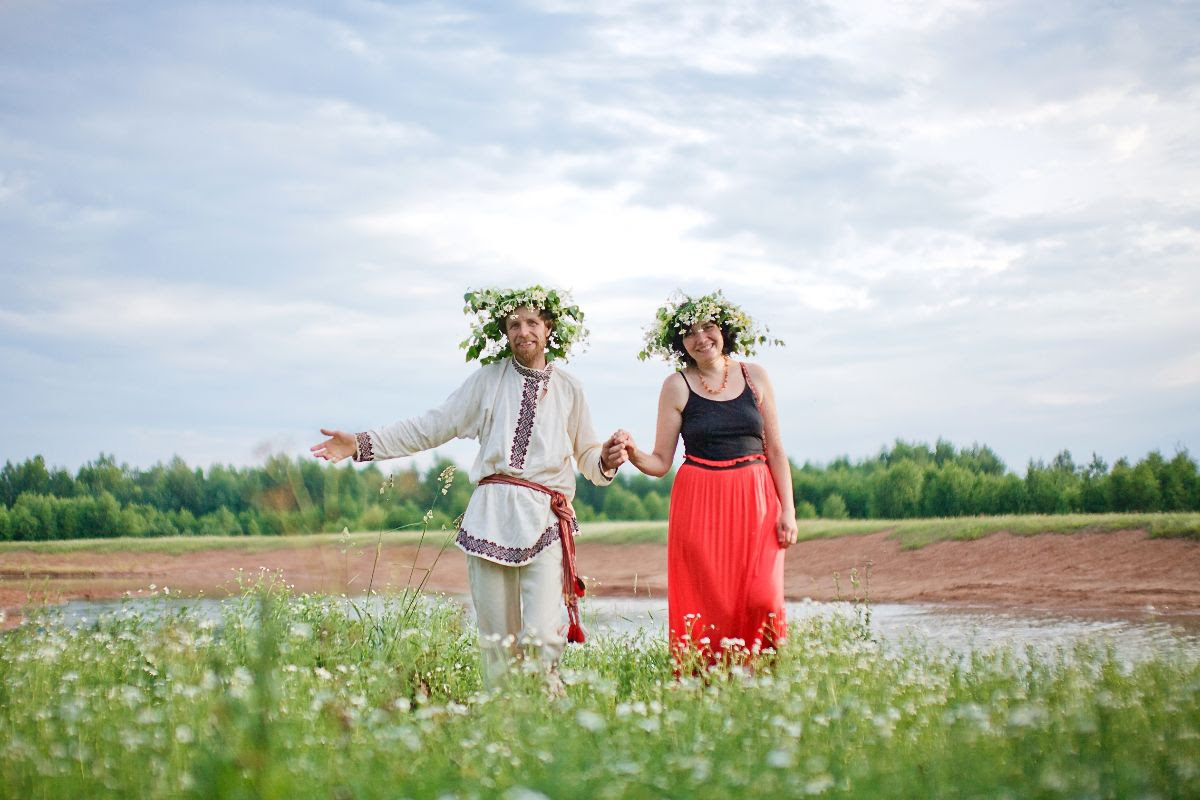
[311, 288, 626, 688]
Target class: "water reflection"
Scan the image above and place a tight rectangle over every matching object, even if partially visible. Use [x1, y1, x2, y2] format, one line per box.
[42, 594, 1200, 663]
[581, 597, 1200, 662]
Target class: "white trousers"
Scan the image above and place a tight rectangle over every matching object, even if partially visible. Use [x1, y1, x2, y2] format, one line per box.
[467, 545, 566, 688]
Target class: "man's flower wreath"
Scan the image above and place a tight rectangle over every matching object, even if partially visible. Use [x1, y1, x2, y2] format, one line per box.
[637, 290, 782, 368]
[460, 286, 589, 365]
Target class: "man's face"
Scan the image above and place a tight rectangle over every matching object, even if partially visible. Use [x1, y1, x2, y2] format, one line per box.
[505, 306, 552, 367]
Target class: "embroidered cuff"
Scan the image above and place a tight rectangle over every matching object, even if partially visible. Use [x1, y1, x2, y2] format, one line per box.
[599, 455, 618, 481]
[353, 431, 375, 462]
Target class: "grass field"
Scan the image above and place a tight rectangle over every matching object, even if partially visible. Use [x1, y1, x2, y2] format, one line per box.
[790, 511, 1200, 549]
[1, 512, 1197, 555]
[1, 580, 1198, 799]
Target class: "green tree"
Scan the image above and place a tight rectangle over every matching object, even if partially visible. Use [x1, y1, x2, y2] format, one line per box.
[1079, 453, 1110, 512]
[197, 508, 241, 537]
[820, 493, 849, 520]
[421, 457, 471, 519]
[48, 467, 77, 499]
[119, 504, 151, 538]
[956, 443, 1007, 476]
[573, 473, 607, 516]
[1160, 450, 1198, 511]
[933, 438, 957, 467]
[641, 492, 668, 520]
[337, 460, 366, 521]
[1128, 461, 1162, 511]
[76, 454, 129, 502]
[52, 496, 84, 539]
[792, 464, 826, 511]
[384, 500, 426, 531]
[971, 473, 1026, 514]
[11, 494, 55, 540]
[321, 463, 342, 523]
[1025, 461, 1063, 514]
[574, 501, 602, 522]
[880, 440, 935, 468]
[870, 461, 924, 518]
[825, 464, 870, 518]
[203, 464, 245, 515]
[81, 492, 123, 538]
[922, 463, 974, 517]
[603, 484, 649, 520]
[1, 456, 51, 506]
[1110, 458, 1159, 512]
[159, 456, 205, 515]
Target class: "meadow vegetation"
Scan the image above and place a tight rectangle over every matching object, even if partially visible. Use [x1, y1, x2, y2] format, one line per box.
[1, 579, 1197, 799]
[3, 513, 1197, 558]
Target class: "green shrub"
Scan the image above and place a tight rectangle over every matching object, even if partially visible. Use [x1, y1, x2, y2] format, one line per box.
[820, 493, 849, 520]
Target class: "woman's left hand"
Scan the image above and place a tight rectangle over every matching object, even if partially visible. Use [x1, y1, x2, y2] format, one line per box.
[776, 508, 798, 548]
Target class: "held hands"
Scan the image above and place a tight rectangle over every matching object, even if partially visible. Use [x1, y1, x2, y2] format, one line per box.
[310, 428, 358, 463]
[777, 507, 798, 549]
[602, 429, 634, 473]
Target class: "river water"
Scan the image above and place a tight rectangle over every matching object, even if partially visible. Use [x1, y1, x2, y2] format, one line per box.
[41, 594, 1200, 663]
[581, 597, 1200, 662]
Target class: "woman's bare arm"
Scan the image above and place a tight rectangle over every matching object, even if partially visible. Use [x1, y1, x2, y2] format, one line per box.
[748, 363, 798, 546]
[627, 374, 688, 478]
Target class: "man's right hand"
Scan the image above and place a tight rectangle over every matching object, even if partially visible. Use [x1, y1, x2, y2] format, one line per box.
[310, 428, 358, 463]
[602, 430, 632, 472]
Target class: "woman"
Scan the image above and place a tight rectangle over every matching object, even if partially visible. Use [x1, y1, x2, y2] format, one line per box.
[624, 291, 796, 665]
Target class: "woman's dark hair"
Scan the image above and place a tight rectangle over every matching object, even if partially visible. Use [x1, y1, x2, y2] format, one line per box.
[670, 320, 739, 367]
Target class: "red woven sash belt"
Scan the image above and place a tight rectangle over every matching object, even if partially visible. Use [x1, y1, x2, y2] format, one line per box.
[477, 473, 587, 644]
[683, 453, 767, 469]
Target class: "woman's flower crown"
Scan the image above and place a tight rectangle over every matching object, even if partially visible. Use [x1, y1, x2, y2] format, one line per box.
[460, 286, 588, 365]
[637, 290, 782, 367]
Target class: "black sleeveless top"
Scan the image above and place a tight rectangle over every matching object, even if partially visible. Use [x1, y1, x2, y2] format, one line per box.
[679, 366, 765, 461]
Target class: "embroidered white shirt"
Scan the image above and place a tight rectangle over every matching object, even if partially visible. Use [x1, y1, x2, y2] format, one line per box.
[354, 358, 614, 565]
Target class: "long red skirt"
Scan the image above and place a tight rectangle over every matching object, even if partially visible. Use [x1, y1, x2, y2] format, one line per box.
[668, 456, 786, 664]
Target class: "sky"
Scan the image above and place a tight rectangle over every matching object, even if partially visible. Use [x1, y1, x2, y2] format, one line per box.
[1, 0, 1198, 477]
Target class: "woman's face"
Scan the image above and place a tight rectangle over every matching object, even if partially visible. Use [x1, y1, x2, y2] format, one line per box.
[682, 321, 723, 364]
[505, 306, 552, 367]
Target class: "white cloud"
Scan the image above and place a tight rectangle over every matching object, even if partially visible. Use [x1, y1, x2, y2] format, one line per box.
[1, 0, 1197, 471]
[0, 277, 460, 373]
[1025, 391, 1108, 408]
[348, 180, 717, 288]
[1156, 353, 1200, 390]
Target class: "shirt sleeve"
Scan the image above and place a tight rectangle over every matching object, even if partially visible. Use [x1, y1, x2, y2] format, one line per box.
[354, 368, 488, 462]
[569, 381, 616, 486]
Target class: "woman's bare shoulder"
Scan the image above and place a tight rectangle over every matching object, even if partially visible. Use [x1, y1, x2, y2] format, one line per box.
[661, 371, 690, 401]
[741, 361, 772, 384]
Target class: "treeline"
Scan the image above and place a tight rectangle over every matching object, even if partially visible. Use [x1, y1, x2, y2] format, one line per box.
[0, 453, 672, 542]
[0, 441, 1197, 540]
[792, 441, 1200, 519]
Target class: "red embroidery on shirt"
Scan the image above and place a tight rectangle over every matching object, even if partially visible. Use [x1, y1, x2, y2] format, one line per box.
[354, 432, 374, 462]
[509, 363, 552, 469]
[455, 517, 578, 564]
